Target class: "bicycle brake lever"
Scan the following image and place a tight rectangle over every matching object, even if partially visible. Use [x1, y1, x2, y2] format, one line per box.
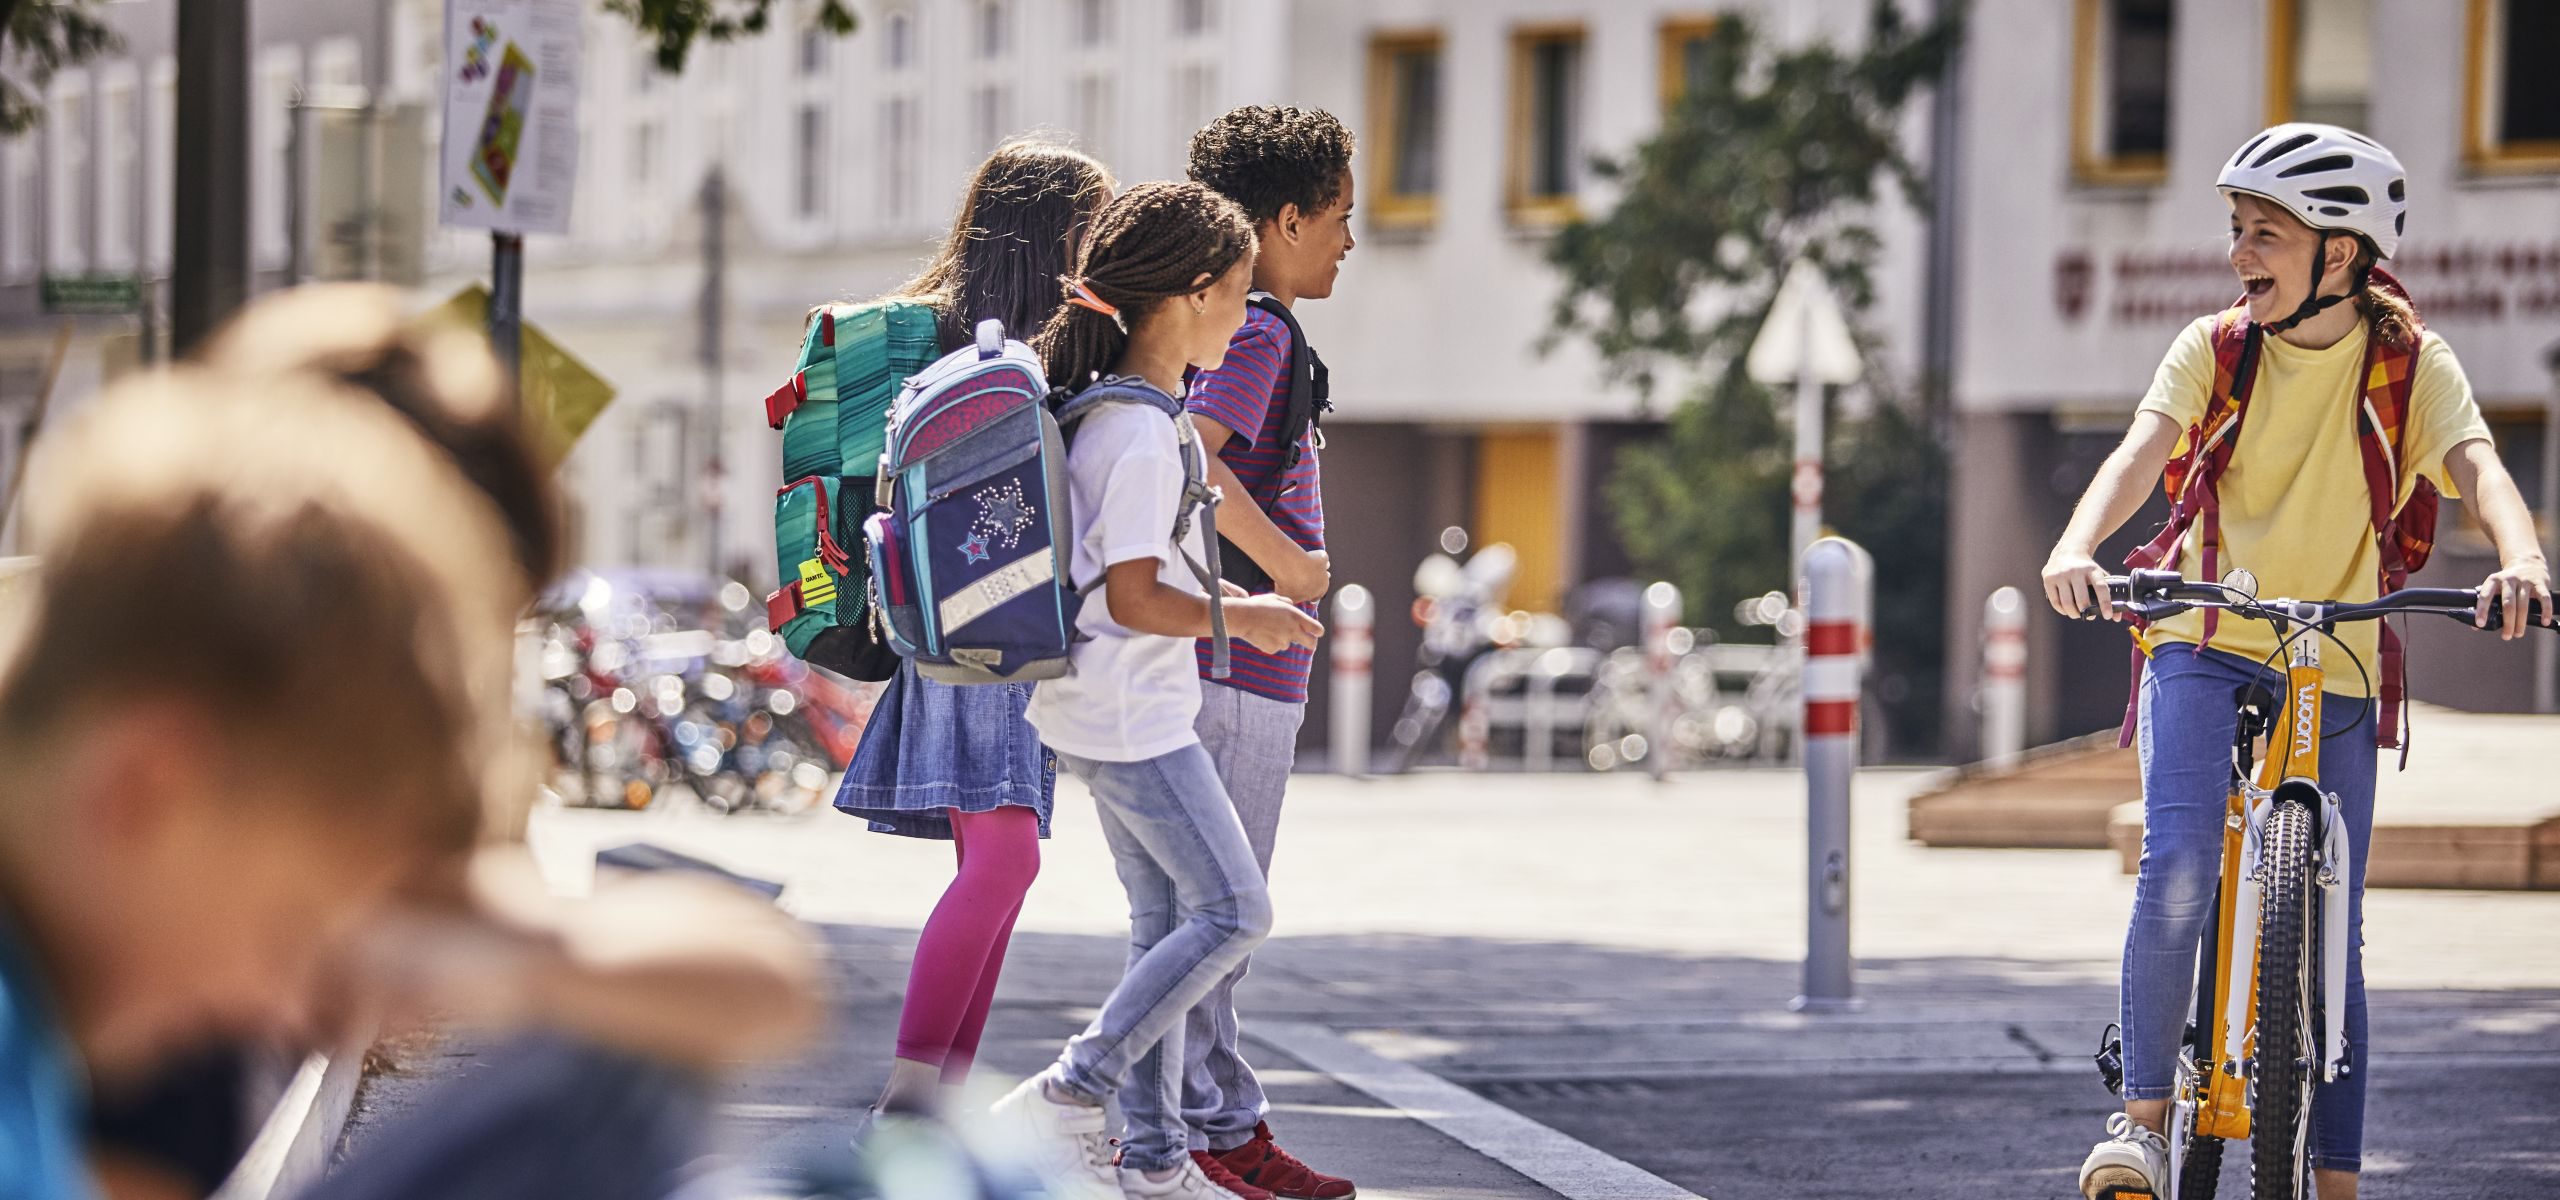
[2121, 599, 2191, 623]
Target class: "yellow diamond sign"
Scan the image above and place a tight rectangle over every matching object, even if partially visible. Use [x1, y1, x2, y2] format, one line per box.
[421, 285, 616, 470]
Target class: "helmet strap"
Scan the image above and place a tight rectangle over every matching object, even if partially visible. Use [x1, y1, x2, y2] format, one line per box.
[2264, 230, 2356, 334]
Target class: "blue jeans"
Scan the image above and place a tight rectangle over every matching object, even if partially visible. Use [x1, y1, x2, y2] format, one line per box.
[1049, 745, 1273, 1173]
[2126, 643, 2375, 1172]
[1122, 686, 1305, 1155]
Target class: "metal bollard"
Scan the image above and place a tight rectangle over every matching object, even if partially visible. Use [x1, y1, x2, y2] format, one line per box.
[1981, 586, 2027, 768]
[1794, 537, 1869, 1013]
[1642, 582, 1683, 782]
[1331, 585, 1374, 778]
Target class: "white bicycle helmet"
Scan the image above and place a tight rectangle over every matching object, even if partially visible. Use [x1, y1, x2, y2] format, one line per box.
[2217, 123, 2407, 330]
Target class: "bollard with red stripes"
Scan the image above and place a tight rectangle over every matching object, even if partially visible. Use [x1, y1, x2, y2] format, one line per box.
[1640, 582, 1683, 781]
[1981, 586, 2028, 768]
[1331, 585, 1374, 779]
[1795, 537, 1869, 1013]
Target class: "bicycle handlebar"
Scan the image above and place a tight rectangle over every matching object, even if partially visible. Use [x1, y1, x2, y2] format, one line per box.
[2085, 570, 2556, 631]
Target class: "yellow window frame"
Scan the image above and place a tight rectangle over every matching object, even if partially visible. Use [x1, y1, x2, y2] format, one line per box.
[1659, 15, 1719, 111]
[2463, 0, 2560, 174]
[2071, 0, 2170, 186]
[1366, 30, 1443, 229]
[1508, 22, 1588, 226]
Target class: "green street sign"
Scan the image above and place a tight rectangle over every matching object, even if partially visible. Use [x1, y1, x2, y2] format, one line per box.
[40, 274, 142, 315]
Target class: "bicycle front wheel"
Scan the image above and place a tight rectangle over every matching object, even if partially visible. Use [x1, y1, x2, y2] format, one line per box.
[2250, 798, 2319, 1200]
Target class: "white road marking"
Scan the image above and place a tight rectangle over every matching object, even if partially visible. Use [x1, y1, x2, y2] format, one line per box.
[1251, 1022, 1707, 1200]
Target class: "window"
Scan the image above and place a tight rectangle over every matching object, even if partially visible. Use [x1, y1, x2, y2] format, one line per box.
[2465, 0, 2560, 171]
[635, 50, 658, 92]
[47, 79, 88, 270]
[884, 10, 914, 70]
[2, 139, 35, 280]
[146, 58, 173, 271]
[1072, 73, 1115, 166]
[1508, 25, 1586, 223]
[254, 49, 301, 267]
[1660, 16, 1718, 109]
[972, 85, 1010, 149]
[1174, 0, 1214, 38]
[1074, 0, 1113, 47]
[631, 118, 660, 189]
[1174, 62, 1217, 144]
[881, 95, 917, 222]
[795, 105, 826, 219]
[2268, 0, 2371, 129]
[1366, 32, 1441, 227]
[2072, 0, 2173, 184]
[800, 28, 828, 75]
[98, 75, 136, 270]
[977, 1, 1007, 60]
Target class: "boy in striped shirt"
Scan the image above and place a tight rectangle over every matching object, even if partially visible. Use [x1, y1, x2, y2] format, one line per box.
[1121, 106, 1359, 1200]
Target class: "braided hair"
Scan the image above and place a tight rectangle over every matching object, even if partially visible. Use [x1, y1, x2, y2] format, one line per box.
[1031, 181, 1256, 391]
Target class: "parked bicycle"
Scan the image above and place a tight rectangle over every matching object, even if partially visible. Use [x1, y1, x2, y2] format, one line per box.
[2085, 569, 2551, 1200]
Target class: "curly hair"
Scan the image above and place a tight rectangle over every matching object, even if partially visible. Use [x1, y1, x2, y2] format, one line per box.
[1186, 105, 1355, 226]
[1031, 181, 1255, 391]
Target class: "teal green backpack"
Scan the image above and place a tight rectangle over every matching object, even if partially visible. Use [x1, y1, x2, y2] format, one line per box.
[763, 300, 942, 680]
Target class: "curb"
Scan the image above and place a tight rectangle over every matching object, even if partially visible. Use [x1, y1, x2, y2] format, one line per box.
[209, 1043, 368, 1200]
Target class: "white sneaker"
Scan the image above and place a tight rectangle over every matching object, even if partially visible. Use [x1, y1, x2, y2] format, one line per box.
[2079, 1112, 2170, 1199]
[987, 1075, 1124, 1200]
[1118, 1156, 1255, 1200]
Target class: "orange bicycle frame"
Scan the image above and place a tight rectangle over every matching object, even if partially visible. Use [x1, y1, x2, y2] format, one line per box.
[2192, 638, 2324, 1141]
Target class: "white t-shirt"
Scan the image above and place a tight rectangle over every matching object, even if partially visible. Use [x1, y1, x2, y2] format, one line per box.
[1025, 383, 1212, 762]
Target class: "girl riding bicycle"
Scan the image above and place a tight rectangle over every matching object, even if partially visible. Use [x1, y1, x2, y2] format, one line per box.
[2041, 124, 2552, 1200]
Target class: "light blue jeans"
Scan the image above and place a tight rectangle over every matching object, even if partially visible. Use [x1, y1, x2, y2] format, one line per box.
[2126, 643, 2375, 1173]
[1049, 744, 1273, 1173]
[1122, 686, 1306, 1155]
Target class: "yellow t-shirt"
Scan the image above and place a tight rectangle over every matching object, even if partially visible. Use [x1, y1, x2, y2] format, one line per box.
[2133, 316, 2493, 695]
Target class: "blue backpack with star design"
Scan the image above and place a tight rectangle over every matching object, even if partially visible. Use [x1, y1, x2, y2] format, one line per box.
[863, 320, 1230, 685]
[862, 319, 1083, 685]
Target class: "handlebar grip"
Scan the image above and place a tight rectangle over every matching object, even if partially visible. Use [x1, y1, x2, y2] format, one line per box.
[2483, 596, 2558, 631]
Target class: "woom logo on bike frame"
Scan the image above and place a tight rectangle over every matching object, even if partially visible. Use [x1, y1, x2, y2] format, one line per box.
[2292, 682, 2319, 759]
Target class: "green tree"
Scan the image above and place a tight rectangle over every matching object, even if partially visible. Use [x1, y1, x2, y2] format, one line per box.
[606, 0, 858, 73]
[1548, 1, 1961, 752]
[0, 0, 118, 136]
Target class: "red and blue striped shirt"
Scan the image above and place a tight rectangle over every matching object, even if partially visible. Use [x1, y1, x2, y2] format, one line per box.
[1187, 304, 1323, 704]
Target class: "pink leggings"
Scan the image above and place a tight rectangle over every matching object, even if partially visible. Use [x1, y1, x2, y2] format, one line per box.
[894, 805, 1041, 1081]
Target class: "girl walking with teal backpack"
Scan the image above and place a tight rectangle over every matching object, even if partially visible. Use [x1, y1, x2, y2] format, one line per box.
[814, 141, 1116, 1119]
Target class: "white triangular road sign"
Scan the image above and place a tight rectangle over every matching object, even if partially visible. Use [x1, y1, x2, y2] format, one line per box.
[1746, 260, 1864, 386]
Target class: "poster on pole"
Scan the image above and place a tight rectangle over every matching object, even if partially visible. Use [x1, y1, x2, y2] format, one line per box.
[439, 0, 582, 235]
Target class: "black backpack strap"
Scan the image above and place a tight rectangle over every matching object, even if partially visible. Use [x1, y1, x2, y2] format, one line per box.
[1245, 292, 1330, 473]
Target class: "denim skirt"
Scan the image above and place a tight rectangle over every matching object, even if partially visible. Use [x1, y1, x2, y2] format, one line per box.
[833, 662, 1055, 840]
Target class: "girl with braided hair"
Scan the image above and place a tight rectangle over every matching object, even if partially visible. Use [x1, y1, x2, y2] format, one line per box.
[991, 182, 1322, 1200]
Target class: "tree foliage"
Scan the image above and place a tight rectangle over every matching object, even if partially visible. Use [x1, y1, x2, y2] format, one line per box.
[1549, 1, 1961, 752]
[605, 0, 858, 73]
[0, 0, 119, 137]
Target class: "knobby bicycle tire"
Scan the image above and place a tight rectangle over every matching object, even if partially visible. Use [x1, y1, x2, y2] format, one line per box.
[2181, 1133, 2224, 1199]
[2251, 799, 2318, 1200]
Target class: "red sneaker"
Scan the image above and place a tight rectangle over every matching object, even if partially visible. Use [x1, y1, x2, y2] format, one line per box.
[1192, 1150, 1276, 1200]
[1216, 1124, 1357, 1199]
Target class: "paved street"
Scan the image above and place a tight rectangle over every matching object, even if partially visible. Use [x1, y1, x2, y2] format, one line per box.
[503, 768, 2560, 1198]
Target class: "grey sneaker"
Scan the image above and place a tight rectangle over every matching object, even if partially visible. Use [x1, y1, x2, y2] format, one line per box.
[988, 1075, 1123, 1200]
[2079, 1112, 2170, 1199]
